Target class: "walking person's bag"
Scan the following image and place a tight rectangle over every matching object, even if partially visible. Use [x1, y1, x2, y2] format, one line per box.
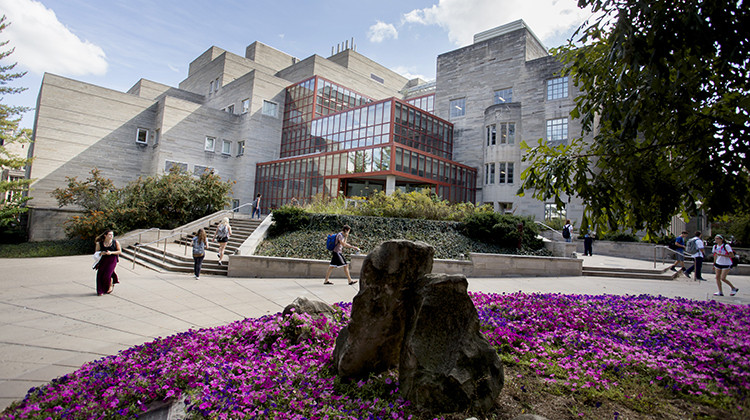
[685, 238, 699, 254]
[326, 234, 337, 251]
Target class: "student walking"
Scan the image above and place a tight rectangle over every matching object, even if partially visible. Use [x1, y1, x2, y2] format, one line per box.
[712, 234, 739, 297]
[94, 230, 121, 296]
[683, 231, 705, 281]
[213, 217, 232, 265]
[668, 231, 689, 272]
[251, 194, 262, 219]
[562, 219, 573, 243]
[324, 225, 360, 285]
[192, 228, 208, 280]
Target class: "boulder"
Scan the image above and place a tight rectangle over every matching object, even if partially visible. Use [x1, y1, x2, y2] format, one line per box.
[332, 240, 434, 378]
[400, 274, 504, 413]
[282, 296, 337, 318]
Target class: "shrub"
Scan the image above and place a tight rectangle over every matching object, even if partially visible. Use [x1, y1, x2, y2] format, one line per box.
[268, 205, 310, 236]
[461, 212, 543, 250]
[712, 213, 750, 247]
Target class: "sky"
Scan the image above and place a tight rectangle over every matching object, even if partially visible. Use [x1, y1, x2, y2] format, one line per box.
[0, 0, 594, 129]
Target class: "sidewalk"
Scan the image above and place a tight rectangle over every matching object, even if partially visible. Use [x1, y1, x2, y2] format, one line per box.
[1, 254, 748, 410]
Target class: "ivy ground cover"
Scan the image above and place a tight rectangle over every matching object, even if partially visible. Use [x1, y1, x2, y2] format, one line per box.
[3, 293, 749, 419]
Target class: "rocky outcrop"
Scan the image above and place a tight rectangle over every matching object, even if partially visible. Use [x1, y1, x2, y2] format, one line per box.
[332, 240, 503, 414]
[282, 296, 337, 318]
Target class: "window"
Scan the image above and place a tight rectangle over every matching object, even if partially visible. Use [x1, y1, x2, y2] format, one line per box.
[226, 104, 235, 114]
[154, 129, 160, 145]
[165, 160, 188, 172]
[499, 123, 515, 144]
[486, 124, 496, 146]
[205, 136, 216, 151]
[494, 88, 513, 104]
[262, 100, 278, 117]
[546, 118, 568, 143]
[237, 140, 245, 156]
[242, 99, 250, 113]
[209, 80, 214, 94]
[194, 165, 209, 176]
[498, 162, 514, 184]
[545, 203, 566, 221]
[221, 139, 232, 155]
[498, 202, 513, 214]
[215, 77, 220, 91]
[547, 76, 569, 100]
[449, 98, 465, 118]
[232, 199, 240, 212]
[136, 128, 149, 144]
[485, 163, 495, 184]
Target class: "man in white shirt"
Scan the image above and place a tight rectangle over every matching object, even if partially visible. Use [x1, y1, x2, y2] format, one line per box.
[683, 231, 706, 281]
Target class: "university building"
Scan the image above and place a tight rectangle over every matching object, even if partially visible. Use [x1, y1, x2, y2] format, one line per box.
[26, 20, 588, 240]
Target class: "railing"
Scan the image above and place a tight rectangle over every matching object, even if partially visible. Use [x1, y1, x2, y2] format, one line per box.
[127, 202, 256, 269]
[535, 221, 564, 240]
[652, 245, 695, 269]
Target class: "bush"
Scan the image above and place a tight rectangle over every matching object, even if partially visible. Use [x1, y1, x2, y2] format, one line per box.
[268, 205, 310, 236]
[712, 213, 750, 247]
[461, 212, 543, 250]
[0, 239, 92, 258]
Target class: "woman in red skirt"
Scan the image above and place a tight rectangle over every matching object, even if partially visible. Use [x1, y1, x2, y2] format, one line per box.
[95, 230, 122, 296]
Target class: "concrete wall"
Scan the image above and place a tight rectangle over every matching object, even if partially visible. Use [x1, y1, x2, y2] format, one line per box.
[227, 252, 582, 278]
[245, 42, 298, 72]
[27, 207, 83, 241]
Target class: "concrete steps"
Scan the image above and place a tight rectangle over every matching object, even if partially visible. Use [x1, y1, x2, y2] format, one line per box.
[121, 217, 263, 275]
[582, 265, 679, 281]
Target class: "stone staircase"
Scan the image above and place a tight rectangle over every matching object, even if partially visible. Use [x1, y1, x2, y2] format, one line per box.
[121, 217, 263, 275]
[582, 265, 681, 281]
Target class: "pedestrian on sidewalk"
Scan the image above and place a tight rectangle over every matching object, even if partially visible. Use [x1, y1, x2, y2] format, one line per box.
[683, 231, 705, 281]
[562, 219, 573, 243]
[583, 233, 594, 256]
[324, 225, 360, 286]
[213, 217, 232, 265]
[668, 231, 689, 272]
[712, 234, 739, 296]
[192, 228, 208, 280]
[94, 230, 121, 296]
[251, 194, 262, 219]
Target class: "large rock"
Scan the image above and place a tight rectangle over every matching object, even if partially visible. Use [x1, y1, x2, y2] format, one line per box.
[332, 240, 435, 378]
[400, 274, 504, 413]
[282, 296, 337, 318]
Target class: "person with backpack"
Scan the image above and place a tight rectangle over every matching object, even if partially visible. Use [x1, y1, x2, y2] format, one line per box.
[712, 234, 739, 297]
[213, 217, 232, 265]
[192, 228, 208, 280]
[323, 225, 360, 286]
[683, 231, 706, 281]
[562, 220, 573, 243]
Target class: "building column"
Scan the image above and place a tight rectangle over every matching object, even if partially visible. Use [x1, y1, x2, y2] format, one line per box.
[385, 175, 396, 195]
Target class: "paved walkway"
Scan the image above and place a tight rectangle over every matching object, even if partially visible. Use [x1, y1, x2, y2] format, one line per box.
[1, 254, 748, 410]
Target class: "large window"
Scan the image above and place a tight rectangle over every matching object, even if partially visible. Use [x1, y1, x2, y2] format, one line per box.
[136, 128, 149, 144]
[237, 141, 245, 156]
[498, 162, 514, 184]
[242, 99, 250, 114]
[485, 163, 495, 184]
[262, 100, 278, 117]
[494, 88, 513, 104]
[205, 136, 216, 151]
[499, 123, 515, 144]
[546, 118, 568, 143]
[547, 76, 569, 100]
[449, 98, 465, 118]
[486, 124, 496, 146]
[221, 139, 232, 155]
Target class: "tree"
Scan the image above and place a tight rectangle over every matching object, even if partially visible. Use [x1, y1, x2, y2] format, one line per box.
[518, 0, 750, 237]
[0, 16, 32, 228]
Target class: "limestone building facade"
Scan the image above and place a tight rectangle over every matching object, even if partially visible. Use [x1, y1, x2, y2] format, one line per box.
[26, 20, 588, 240]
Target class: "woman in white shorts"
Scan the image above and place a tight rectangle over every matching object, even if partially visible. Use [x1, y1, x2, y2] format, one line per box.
[712, 234, 738, 297]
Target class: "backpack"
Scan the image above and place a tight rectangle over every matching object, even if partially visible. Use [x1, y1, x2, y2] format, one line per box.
[723, 244, 740, 268]
[216, 225, 228, 241]
[685, 237, 698, 254]
[326, 233, 338, 251]
[562, 225, 571, 239]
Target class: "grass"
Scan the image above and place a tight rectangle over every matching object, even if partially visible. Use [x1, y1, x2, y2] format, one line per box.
[0, 239, 92, 258]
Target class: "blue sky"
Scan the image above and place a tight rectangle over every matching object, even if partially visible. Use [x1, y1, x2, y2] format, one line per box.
[1, 0, 593, 129]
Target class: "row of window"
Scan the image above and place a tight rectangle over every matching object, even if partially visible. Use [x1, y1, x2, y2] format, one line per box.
[484, 162, 515, 185]
[208, 77, 221, 94]
[221, 99, 278, 117]
[484, 118, 568, 147]
[204, 137, 245, 156]
[165, 160, 217, 177]
[449, 76, 569, 118]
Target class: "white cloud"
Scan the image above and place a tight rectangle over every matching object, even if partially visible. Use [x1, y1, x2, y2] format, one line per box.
[367, 21, 398, 43]
[400, 0, 592, 46]
[392, 66, 432, 82]
[0, 0, 107, 76]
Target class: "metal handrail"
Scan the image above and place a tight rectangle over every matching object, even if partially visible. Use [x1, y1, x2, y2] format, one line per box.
[653, 245, 695, 269]
[128, 202, 256, 269]
[534, 221, 564, 239]
[118, 227, 163, 245]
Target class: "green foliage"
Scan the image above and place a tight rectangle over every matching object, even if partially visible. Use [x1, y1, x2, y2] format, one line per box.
[461, 212, 543, 250]
[302, 189, 489, 222]
[258, 213, 550, 260]
[0, 16, 32, 227]
[52, 167, 233, 240]
[0, 238, 92, 258]
[268, 205, 310, 236]
[712, 213, 750, 247]
[519, 0, 750, 237]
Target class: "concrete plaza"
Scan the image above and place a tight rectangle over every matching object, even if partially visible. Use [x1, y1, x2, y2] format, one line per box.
[1, 253, 748, 410]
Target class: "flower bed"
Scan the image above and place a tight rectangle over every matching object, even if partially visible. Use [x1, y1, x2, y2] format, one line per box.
[3, 294, 749, 419]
